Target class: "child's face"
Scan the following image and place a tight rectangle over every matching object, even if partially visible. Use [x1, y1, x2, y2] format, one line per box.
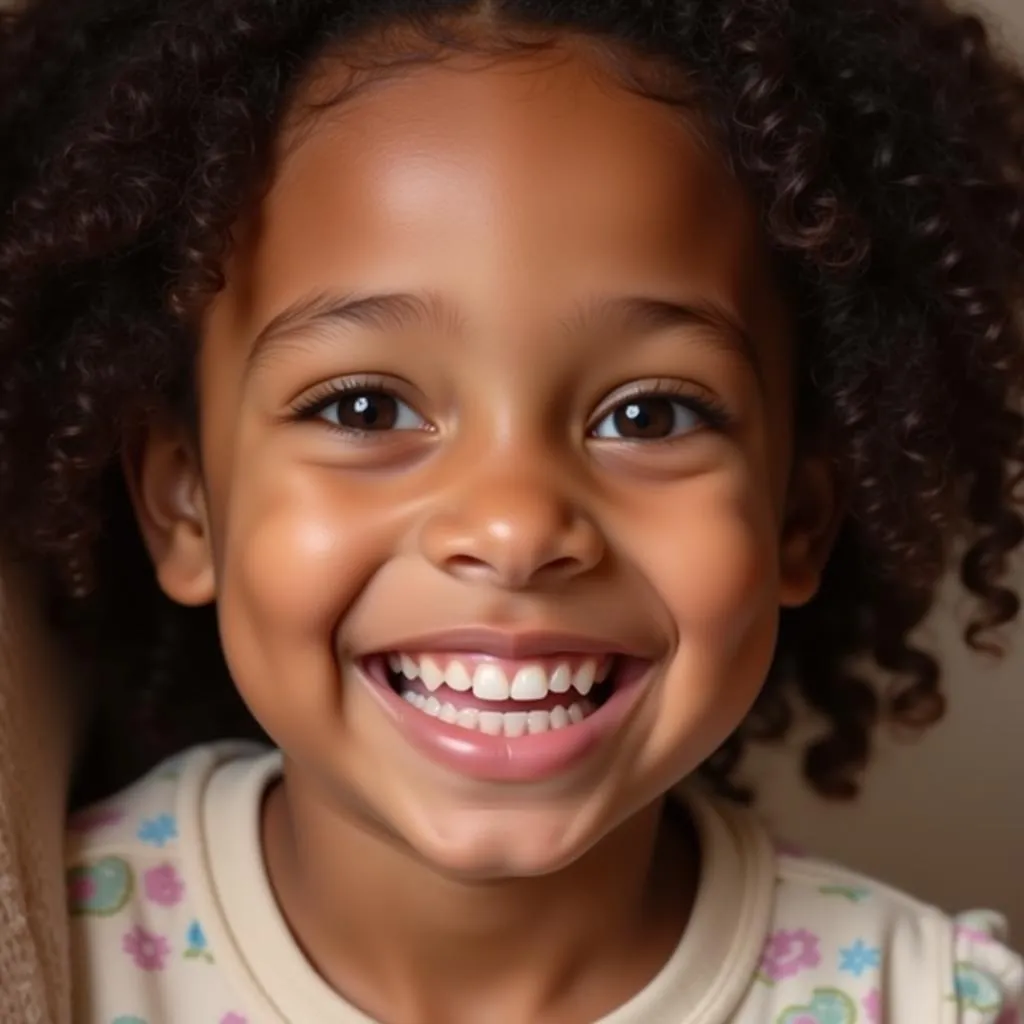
[134, 41, 836, 876]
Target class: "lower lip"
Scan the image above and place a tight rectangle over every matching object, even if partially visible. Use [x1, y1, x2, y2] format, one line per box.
[360, 659, 651, 784]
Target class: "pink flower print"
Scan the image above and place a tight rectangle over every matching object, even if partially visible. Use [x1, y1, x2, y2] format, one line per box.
[995, 1008, 1021, 1024]
[759, 928, 822, 982]
[143, 863, 184, 907]
[220, 1014, 248, 1024]
[67, 806, 125, 833]
[863, 988, 881, 1023]
[956, 924, 995, 945]
[122, 925, 170, 971]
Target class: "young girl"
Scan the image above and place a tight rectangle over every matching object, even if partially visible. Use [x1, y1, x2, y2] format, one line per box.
[2, 0, 1023, 1020]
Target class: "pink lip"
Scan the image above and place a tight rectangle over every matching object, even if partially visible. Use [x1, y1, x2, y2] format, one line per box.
[366, 626, 650, 660]
[359, 655, 653, 784]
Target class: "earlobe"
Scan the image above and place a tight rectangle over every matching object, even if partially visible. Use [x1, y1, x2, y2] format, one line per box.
[124, 422, 216, 607]
[779, 455, 843, 608]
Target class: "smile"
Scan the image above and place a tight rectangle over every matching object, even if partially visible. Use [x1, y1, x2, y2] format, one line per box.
[358, 632, 654, 783]
[385, 653, 614, 738]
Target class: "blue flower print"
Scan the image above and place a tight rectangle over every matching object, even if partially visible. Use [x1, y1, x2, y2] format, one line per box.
[184, 919, 213, 963]
[136, 814, 177, 848]
[111, 1017, 148, 1024]
[839, 939, 881, 977]
[953, 962, 1003, 1012]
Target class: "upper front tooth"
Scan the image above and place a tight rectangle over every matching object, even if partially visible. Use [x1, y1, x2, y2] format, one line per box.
[473, 663, 510, 701]
[572, 660, 596, 696]
[400, 654, 420, 680]
[445, 661, 473, 692]
[420, 657, 444, 691]
[510, 665, 548, 700]
[549, 664, 572, 694]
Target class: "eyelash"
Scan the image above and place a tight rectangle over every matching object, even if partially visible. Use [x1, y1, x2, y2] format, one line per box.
[289, 377, 404, 426]
[288, 377, 735, 436]
[589, 380, 734, 436]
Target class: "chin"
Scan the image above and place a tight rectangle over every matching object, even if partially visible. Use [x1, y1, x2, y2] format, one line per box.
[405, 806, 602, 881]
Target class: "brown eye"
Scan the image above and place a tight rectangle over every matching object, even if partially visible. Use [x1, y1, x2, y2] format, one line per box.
[593, 396, 701, 441]
[318, 390, 425, 432]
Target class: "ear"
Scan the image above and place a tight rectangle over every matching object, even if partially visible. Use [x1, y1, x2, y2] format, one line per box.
[124, 419, 216, 607]
[778, 453, 843, 608]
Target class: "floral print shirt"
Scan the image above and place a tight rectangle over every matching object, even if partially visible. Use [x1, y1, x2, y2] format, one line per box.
[67, 744, 1024, 1024]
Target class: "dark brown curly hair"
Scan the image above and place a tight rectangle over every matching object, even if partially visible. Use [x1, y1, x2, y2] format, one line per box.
[2, 0, 1023, 806]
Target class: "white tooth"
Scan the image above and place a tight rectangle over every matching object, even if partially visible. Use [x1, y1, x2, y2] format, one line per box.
[412, 693, 427, 709]
[445, 661, 473, 693]
[473, 663, 510, 702]
[420, 657, 444, 692]
[503, 712, 528, 738]
[478, 711, 504, 735]
[568, 703, 585, 724]
[400, 654, 419, 680]
[423, 697, 441, 717]
[595, 657, 612, 682]
[402, 691, 417, 705]
[549, 664, 572, 694]
[527, 711, 551, 734]
[510, 665, 548, 700]
[572, 660, 596, 697]
[388, 654, 402, 673]
[549, 706, 570, 730]
[456, 708, 479, 730]
[439, 703, 459, 724]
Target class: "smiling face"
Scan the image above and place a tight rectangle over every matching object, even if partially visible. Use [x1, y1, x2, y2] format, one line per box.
[133, 38, 836, 877]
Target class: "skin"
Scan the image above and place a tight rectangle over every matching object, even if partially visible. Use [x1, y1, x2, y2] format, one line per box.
[132, 37, 837, 1024]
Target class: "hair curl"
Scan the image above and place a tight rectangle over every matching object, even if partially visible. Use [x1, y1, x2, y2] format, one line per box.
[1, 0, 1023, 805]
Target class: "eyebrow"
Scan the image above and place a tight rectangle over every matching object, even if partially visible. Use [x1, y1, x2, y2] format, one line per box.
[246, 289, 759, 377]
[563, 295, 759, 376]
[246, 290, 462, 373]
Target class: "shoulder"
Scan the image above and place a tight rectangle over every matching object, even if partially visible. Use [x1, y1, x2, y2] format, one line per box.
[764, 844, 1024, 1022]
[66, 740, 267, 864]
[65, 741, 273, 1022]
[683, 787, 1021, 1023]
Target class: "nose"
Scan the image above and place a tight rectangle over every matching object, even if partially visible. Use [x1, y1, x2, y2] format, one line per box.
[418, 471, 606, 590]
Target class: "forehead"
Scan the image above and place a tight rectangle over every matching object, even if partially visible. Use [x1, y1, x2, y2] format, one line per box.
[215, 40, 779, 348]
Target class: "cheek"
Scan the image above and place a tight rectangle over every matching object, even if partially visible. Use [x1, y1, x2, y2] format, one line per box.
[643, 470, 779, 649]
[211, 466, 388, 719]
[628, 469, 781, 775]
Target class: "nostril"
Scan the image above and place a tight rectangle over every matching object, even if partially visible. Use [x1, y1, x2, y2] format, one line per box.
[443, 554, 495, 578]
[541, 556, 583, 577]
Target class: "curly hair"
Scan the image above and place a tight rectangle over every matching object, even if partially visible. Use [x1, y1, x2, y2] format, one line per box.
[1, 0, 1023, 806]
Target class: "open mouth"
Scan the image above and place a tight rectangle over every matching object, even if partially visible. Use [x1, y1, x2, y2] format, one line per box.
[364, 653, 621, 738]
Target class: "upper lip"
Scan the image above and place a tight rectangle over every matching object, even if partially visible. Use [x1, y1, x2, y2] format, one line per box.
[366, 627, 651, 660]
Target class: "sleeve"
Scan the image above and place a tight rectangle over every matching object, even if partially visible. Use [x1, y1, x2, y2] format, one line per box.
[952, 910, 1024, 1024]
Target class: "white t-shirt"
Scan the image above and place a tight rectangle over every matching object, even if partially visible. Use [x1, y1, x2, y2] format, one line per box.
[67, 743, 1024, 1023]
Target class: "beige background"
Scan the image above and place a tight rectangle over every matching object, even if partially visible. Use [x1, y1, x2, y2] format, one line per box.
[978, 0, 1024, 46]
[0, 0, 1021, 942]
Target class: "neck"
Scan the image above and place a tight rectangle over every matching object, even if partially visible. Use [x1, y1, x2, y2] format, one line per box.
[262, 766, 698, 1024]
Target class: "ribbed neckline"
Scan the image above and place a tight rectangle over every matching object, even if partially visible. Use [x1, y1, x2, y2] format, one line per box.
[176, 747, 776, 1024]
